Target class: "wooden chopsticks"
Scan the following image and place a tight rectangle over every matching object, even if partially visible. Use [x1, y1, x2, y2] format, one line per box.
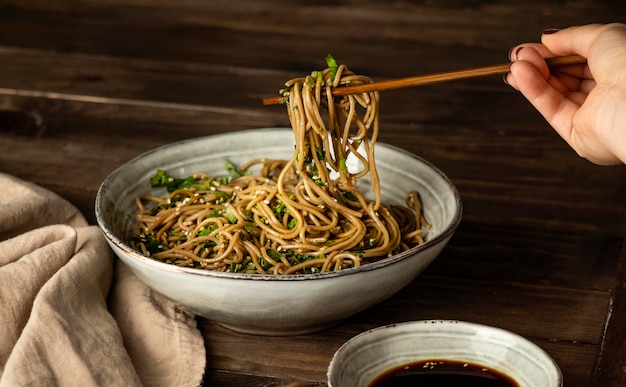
[262, 55, 586, 105]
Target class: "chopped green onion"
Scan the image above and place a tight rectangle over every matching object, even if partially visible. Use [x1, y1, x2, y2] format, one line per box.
[325, 54, 338, 81]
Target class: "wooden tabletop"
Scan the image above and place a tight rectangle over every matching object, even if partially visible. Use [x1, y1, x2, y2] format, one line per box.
[1, 1, 625, 386]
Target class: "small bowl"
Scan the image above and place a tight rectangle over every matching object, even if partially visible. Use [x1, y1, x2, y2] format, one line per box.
[95, 128, 462, 335]
[327, 320, 563, 386]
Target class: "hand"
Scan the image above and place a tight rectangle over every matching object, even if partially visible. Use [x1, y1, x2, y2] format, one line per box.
[505, 23, 626, 165]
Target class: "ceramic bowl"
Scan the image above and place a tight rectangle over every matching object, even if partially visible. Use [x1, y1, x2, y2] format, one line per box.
[328, 320, 563, 386]
[95, 128, 462, 335]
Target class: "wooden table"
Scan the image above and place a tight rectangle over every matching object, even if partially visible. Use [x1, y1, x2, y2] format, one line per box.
[1, 1, 625, 386]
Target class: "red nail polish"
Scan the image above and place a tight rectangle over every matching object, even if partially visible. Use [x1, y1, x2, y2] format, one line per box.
[542, 28, 560, 35]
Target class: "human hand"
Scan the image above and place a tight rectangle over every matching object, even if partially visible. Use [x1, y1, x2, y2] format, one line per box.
[505, 23, 626, 165]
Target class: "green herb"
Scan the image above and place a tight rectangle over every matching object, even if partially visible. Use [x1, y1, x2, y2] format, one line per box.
[343, 191, 357, 201]
[242, 209, 253, 221]
[149, 169, 213, 193]
[227, 258, 258, 273]
[289, 252, 321, 274]
[148, 202, 172, 216]
[225, 208, 238, 224]
[198, 224, 219, 237]
[308, 70, 323, 88]
[273, 202, 288, 217]
[315, 147, 326, 161]
[132, 233, 166, 255]
[224, 159, 249, 180]
[338, 157, 348, 174]
[325, 54, 338, 81]
[338, 190, 358, 203]
[258, 256, 271, 270]
[206, 209, 221, 218]
[267, 249, 282, 261]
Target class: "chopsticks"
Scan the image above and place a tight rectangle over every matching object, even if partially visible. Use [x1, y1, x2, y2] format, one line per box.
[262, 55, 586, 105]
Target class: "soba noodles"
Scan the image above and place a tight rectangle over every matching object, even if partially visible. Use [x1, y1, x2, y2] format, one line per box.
[131, 56, 430, 275]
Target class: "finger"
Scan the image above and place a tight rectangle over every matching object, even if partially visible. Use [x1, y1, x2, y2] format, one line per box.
[508, 60, 580, 143]
[540, 24, 607, 58]
[566, 92, 587, 106]
[514, 46, 551, 79]
[505, 45, 552, 89]
[541, 24, 625, 83]
[508, 43, 554, 61]
[550, 73, 596, 95]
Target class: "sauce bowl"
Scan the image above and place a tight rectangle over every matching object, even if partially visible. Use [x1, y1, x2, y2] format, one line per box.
[328, 320, 562, 386]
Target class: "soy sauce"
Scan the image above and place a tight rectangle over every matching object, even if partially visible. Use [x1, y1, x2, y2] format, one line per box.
[368, 359, 520, 387]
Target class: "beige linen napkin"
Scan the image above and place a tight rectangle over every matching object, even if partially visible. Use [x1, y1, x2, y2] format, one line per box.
[0, 173, 205, 386]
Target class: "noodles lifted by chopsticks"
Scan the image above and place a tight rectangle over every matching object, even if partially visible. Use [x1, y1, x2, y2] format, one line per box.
[131, 55, 430, 275]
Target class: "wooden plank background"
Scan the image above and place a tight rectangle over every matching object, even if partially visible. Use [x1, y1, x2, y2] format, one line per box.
[1, 1, 625, 385]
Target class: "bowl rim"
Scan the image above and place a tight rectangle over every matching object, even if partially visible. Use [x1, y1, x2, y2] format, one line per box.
[327, 319, 563, 386]
[95, 127, 462, 282]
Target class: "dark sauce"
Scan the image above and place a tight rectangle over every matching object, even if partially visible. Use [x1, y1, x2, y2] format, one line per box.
[368, 359, 520, 387]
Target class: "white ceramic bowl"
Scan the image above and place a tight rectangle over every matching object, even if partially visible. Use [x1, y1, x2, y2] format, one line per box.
[95, 128, 462, 335]
[328, 320, 563, 387]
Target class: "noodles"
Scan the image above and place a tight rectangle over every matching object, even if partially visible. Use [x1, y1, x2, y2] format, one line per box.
[130, 56, 430, 275]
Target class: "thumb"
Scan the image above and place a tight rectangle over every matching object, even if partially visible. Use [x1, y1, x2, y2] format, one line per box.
[540, 24, 607, 58]
[542, 24, 626, 83]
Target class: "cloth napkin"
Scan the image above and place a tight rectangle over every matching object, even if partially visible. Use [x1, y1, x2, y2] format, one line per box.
[0, 173, 206, 386]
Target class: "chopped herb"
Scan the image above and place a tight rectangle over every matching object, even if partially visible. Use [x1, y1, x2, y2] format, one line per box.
[224, 159, 249, 180]
[338, 157, 348, 174]
[343, 191, 358, 201]
[132, 233, 166, 255]
[325, 54, 338, 81]
[258, 256, 271, 270]
[225, 208, 238, 224]
[198, 224, 219, 237]
[149, 169, 212, 193]
[267, 249, 282, 260]
[206, 209, 221, 218]
[242, 209, 253, 221]
[273, 202, 288, 217]
[148, 202, 171, 216]
[315, 147, 326, 161]
[213, 190, 229, 198]
[338, 190, 358, 203]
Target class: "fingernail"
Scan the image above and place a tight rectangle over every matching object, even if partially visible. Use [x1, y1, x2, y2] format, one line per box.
[542, 28, 560, 35]
[507, 46, 515, 60]
[503, 73, 510, 85]
[514, 46, 524, 60]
